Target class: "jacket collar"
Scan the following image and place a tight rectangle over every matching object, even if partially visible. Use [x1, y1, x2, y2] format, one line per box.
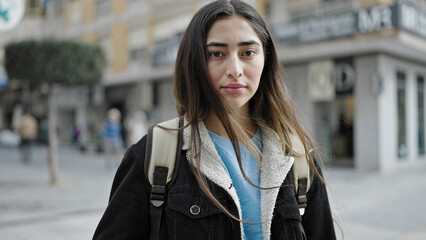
[182, 121, 294, 240]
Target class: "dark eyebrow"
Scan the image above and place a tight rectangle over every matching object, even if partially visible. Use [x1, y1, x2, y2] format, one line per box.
[206, 42, 227, 47]
[238, 40, 260, 47]
[206, 40, 260, 47]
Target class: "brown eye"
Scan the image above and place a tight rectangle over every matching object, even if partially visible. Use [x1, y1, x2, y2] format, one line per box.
[208, 51, 224, 58]
[242, 50, 256, 57]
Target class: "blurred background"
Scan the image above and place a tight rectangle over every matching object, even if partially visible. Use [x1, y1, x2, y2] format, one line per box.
[0, 0, 425, 239]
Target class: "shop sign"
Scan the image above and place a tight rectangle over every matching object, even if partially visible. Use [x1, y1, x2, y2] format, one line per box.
[273, 12, 356, 43]
[0, 65, 8, 88]
[335, 63, 356, 94]
[308, 59, 358, 100]
[358, 5, 394, 33]
[398, 3, 426, 38]
[0, 0, 25, 33]
[273, 2, 426, 44]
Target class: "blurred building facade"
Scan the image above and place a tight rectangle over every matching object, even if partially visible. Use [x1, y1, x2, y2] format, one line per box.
[1, 0, 426, 172]
[268, 0, 426, 171]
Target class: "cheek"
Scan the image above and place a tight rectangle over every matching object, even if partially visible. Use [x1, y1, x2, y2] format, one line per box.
[207, 62, 221, 85]
[248, 59, 265, 85]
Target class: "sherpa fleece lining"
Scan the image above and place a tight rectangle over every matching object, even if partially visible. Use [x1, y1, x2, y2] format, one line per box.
[182, 121, 294, 240]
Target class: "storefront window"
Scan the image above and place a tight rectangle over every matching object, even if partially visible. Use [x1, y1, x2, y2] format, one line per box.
[397, 71, 407, 159]
[418, 75, 425, 156]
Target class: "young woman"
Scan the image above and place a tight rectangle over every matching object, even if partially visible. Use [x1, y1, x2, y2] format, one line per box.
[94, 1, 336, 239]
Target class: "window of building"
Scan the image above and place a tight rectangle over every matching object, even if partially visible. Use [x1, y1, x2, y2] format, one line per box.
[397, 71, 407, 159]
[45, 0, 63, 18]
[52, 1, 63, 17]
[26, 0, 42, 16]
[418, 75, 425, 156]
[129, 26, 148, 65]
[96, 0, 111, 17]
[29, 0, 38, 8]
[129, 48, 147, 62]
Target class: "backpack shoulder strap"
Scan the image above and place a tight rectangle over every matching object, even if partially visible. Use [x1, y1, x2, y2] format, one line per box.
[289, 134, 311, 216]
[144, 117, 183, 187]
[144, 117, 183, 240]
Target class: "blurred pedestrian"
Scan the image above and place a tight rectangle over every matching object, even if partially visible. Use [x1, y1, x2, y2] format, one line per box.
[72, 125, 81, 144]
[102, 108, 124, 167]
[125, 110, 148, 146]
[94, 1, 335, 239]
[17, 113, 38, 163]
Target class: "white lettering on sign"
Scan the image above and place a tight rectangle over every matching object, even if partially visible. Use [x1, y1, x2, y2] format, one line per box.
[359, 5, 392, 33]
[298, 13, 355, 42]
[401, 4, 426, 38]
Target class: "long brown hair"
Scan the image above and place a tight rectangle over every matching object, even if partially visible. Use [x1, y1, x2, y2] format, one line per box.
[174, 0, 322, 222]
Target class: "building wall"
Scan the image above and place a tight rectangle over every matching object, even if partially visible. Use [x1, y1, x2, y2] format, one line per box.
[378, 54, 426, 171]
[110, 22, 129, 73]
[284, 64, 315, 137]
[112, 0, 127, 15]
[355, 54, 380, 171]
[282, 51, 426, 172]
[83, 0, 96, 23]
[269, 0, 426, 171]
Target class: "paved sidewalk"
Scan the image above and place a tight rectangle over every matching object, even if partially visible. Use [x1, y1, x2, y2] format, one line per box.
[0, 145, 117, 240]
[326, 164, 426, 240]
[1, 145, 426, 240]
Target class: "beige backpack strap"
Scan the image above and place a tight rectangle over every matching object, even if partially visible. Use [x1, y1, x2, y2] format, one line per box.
[289, 134, 311, 216]
[145, 117, 182, 186]
[144, 117, 183, 240]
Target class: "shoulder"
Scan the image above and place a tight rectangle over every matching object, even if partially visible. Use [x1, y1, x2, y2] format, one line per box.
[108, 135, 149, 199]
[113, 134, 148, 181]
[124, 135, 148, 168]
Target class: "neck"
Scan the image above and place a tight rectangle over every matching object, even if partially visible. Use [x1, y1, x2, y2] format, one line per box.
[204, 105, 257, 140]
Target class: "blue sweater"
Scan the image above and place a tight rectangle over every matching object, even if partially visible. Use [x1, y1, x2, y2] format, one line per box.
[208, 129, 263, 240]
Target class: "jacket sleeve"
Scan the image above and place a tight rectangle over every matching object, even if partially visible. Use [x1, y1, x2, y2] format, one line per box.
[301, 165, 336, 240]
[93, 136, 151, 240]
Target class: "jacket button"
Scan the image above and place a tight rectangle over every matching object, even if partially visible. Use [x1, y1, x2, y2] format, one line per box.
[190, 205, 200, 215]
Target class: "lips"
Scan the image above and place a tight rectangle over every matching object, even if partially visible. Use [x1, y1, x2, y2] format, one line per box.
[222, 83, 246, 94]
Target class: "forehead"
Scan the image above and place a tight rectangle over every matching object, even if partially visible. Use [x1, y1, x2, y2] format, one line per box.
[206, 15, 261, 45]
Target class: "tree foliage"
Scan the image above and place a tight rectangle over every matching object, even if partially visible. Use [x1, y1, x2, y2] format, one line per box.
[5, 39, 105, 86]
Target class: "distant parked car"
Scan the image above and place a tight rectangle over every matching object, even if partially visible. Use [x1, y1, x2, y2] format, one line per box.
[0, 130, 21, 147]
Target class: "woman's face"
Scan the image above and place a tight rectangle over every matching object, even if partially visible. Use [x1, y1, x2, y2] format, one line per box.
[206, 15, 265, 114]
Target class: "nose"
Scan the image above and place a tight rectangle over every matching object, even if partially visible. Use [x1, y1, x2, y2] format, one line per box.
[226, 55, 243, 79]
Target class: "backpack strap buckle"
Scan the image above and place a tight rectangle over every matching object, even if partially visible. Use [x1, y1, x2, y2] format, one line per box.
[297, 178, 308, 215]
[150, 166, 168, 207]
[150, 184, 166, 207]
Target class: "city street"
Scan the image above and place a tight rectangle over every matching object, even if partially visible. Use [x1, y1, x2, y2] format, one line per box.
[0, 145, 116, 240]
[327, 163, 426, 240]
[0, 145, 426, 240]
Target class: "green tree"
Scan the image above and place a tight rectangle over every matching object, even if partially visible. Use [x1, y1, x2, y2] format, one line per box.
[5, 39, 105, 184]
